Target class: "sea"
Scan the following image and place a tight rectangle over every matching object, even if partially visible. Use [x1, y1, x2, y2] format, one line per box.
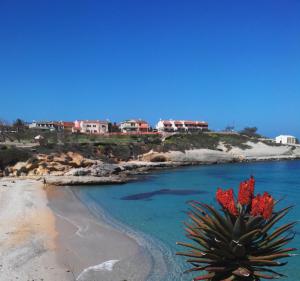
[74, 160, 300, 281]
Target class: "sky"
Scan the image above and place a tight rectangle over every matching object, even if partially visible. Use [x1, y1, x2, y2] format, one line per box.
[0, 0, 299, 138]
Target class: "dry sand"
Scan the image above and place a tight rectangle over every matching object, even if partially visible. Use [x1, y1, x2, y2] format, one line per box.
[0, 179, 153, 281]
[0, 178, 71, 280]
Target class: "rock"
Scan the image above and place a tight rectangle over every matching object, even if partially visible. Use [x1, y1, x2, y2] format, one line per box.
[47, 163, 68, 172]
[35, 166, 50, 175]
[66, 152, 85, 166]
[65, 163, 121, 177]
[66, 168, 90, 176]
[25, 161, 39, 171]
[12, 162, 28, 175]
[81, 159, 97, 167]
[4, 168, 10, 176]
[150, 155, 167, 162]
[46, 155, 54, 161]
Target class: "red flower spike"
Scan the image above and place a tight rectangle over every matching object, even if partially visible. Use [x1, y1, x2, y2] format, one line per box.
[238, 176, 255, 206]
[227, 199, 238, 216]
[251, 194, 262, 217]
[251, 192, 274, 219]
[216, 188, 238, 216]
[262, 192, 275, 219]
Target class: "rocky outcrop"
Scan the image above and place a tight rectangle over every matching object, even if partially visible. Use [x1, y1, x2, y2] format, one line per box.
[2, 141, 300, 185]
[141, 149, 236, 164]
[140, 142, 300, 164]
[65, 163, 123, 177]
[9, 152, 99, 177]
[228, 141, 295, 159]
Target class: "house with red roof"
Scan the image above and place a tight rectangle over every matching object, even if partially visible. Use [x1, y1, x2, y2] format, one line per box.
[156, 120, 208, 133]
[59, 121, 74, 132]
[119, 119, 149, 133]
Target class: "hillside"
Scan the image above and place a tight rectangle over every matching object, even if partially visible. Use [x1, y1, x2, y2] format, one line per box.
[0, 132, 299, 180]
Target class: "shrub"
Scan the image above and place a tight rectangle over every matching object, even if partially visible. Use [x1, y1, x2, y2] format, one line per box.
[177, 177, 297, 280]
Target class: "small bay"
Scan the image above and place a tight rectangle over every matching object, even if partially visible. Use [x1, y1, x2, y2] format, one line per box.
[75, 160, 300, 281]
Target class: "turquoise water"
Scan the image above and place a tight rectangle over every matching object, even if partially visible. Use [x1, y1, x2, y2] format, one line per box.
[75, 160, 300, 281]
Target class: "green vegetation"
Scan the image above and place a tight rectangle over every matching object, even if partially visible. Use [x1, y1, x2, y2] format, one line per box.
[0, 131, 267, 169]
[162, 133, 252, 152]
[239, 126, 262, 138]
[3, 130, 162, 145]
[0, 145, 31, 169]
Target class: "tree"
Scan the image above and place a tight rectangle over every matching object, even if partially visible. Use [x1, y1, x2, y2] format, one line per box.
[108, 122, 121, 133]
[224, 125, 235, 132]
[239, 126, 261, 138]
[0, 119, 12, 142]
[12, 118, 28, 143]
[13, 118, 26, 132]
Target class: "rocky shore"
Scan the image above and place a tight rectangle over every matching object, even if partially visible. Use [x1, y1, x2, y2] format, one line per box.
[1, 140, 300, 186]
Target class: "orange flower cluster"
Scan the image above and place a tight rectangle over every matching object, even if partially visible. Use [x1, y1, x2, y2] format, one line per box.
[238, 176, 255, 205]
[216, 177, 274, 219]
[251, 192, 275, 219]
[216, 188, 238, 216]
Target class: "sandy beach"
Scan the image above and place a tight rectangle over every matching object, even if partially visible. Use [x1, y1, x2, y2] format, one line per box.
[0, 178, 152, 281]
[0, 178, 71, 280]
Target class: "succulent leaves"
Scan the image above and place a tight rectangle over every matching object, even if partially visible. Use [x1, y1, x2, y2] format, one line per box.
[177, 177, 297, 281]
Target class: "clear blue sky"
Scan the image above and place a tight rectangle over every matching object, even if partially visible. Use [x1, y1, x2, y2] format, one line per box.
[0, 0, 299, 138]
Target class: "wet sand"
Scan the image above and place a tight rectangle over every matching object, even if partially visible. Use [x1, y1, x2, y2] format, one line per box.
[47, 185, 152, 281]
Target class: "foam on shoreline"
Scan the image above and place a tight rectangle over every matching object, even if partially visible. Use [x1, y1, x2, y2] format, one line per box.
[72, 187, 170, 281]
[47, 185, 153, 281]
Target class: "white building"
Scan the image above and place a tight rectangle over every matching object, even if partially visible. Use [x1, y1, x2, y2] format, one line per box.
[156, 120, 208, 133]
[29, 121, 63, 131]
[275, 135, 297, 145]
[73, 120, 108, 134]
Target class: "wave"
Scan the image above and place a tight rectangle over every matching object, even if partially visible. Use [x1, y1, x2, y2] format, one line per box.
[76, 260, 119, 280]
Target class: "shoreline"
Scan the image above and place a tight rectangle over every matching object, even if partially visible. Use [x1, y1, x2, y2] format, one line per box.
[46, 185, 155, 281]
[0, 178, 156, 281]
[9, 155, 300, 187]
[71, 187, 170, 281]
[1, 159, 299, 280]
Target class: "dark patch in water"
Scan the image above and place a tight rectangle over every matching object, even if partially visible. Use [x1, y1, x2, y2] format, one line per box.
[121, 189, 207, 200]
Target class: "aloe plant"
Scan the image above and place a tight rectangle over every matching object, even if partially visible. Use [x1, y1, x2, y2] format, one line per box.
[177, 177, 297, 281]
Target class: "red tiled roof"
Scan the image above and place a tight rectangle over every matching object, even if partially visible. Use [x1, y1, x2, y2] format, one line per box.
[63, 122, 74, 127]
[139, 123, 149, 128]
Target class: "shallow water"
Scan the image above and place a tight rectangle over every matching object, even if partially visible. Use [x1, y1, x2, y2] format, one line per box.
[75, 160, 300, 281]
